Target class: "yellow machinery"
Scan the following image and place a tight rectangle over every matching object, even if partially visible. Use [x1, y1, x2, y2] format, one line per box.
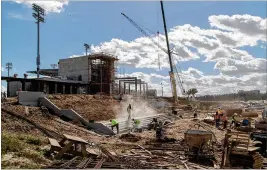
[221, 130, 264, 169]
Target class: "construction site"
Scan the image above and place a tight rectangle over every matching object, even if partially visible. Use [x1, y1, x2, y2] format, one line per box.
[1, 1, 267, 169]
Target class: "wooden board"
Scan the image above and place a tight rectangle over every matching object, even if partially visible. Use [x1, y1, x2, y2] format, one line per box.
[63, 134, 88, 144]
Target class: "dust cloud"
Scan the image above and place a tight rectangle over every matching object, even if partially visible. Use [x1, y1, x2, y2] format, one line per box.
[112, 95, 158, 121]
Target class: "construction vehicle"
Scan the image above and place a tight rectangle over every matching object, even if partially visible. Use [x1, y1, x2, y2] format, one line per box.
[221, 130, 264, 169]
[121, 1, 192, 113]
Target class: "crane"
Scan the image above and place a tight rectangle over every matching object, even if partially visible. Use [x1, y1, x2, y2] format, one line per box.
[121, 12, 186, 99]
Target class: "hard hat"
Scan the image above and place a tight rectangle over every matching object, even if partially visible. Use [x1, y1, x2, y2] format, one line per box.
[234, 113, 238, 116]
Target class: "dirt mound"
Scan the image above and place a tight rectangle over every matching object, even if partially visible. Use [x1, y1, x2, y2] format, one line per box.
[48, 94, 119, 121]
[119, 133, 141, 142]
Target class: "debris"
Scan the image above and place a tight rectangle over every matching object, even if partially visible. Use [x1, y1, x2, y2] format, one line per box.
[137, 144, 152, 155]
[119, 133, 141, 142]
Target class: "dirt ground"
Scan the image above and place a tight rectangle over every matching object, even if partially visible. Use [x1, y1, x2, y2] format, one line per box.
[48, 94, 119, 121]
[2, 97, 265, 169]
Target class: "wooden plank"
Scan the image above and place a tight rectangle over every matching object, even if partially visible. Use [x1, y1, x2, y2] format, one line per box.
[48, 138, 61, 147]
[63, 134, 88, 144]
[81, 144, 87, 157]
[55, 141, 74, 159]
[137, 145, 152, 155]
[94, 157, 106, 169]
[183, 161, 189, 169]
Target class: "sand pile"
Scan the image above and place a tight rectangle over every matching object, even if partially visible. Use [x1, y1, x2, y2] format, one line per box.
[48, 94, 119, 121]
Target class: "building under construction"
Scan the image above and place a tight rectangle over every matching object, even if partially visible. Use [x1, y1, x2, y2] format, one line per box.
[3, 52, 156, 97]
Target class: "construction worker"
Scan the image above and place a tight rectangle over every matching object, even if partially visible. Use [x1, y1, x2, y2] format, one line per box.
[214, 112, 220, 128]
[156, 121, 164, 141]
[221, 114, 228, 129]
[110, 119, 119, 134]
[217, 107, 223, 119]
[127, 104, 132, 132]
[230, 113, 237, 128]
[132, 118, 141, 132]
[127, 104, 132, 114]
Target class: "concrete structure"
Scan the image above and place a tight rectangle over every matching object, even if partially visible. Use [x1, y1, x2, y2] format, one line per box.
[2, 76, 88, 97]
[18, 91, 47, 106]
[58, 53, 118, 95]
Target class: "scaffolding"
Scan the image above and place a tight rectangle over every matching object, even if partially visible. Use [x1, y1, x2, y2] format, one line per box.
[88, 53, 118, 95]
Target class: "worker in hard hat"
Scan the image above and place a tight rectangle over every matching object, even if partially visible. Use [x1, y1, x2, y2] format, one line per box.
[132, 118, 141, 132]
[110, 119, 119, 134]
[230, 113, 237, 128]
[214, 112, 220, 128]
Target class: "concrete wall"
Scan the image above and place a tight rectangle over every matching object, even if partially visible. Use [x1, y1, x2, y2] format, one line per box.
[9, 81, 22, 97]
[58, 56, 89, 82]
[18, 91, 47, 106]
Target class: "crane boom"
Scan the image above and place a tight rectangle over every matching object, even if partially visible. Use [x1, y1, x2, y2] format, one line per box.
[121, 11, 185, 99]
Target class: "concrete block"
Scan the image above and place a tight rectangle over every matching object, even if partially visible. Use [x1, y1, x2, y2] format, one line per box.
[61, 109, 88, 125]
[39, 97, 61, 115]
[18, 91, 47, 106]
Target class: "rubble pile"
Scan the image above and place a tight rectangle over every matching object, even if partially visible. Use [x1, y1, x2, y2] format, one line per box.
[48, 94, 119, 121]
[119, 133, 141, 142]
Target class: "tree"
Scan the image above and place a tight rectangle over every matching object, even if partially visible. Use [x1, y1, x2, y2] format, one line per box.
[191, 88, 198, 97]
[186, 88, 198, 100]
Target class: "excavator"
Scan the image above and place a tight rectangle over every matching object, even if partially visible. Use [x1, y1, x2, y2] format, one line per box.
[121, 1, 193, 114]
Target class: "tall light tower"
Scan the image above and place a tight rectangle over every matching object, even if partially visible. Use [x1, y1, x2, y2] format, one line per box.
[161, 83, 163, 97]
[6, 62, 12, 97]
[84, 43, 90, 56]
[5, 62, 12, 77]
[32, 4, 45, 78]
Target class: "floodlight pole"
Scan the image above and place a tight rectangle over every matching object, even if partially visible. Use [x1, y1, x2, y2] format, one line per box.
[6, 62, 12, 97]
[32, 4, 45, 78]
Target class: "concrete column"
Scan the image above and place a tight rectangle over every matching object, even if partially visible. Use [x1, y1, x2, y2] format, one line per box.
[70, 85, 73, 94]
[119, 80, 121, 94]
[140, 81, 142, 95]
[38, 82, 41, 91]
[124, 82, 126, 94]
[128, 83, 130, 94]
[55, 83, 58, 94]
[47, 83, 50, 94]
[62, 84, 65, 94]
[21, 81, 25, 91]
[135, 79, 137, 96]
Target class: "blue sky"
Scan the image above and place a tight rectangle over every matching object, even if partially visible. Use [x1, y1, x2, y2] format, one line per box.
[1, 1, 267, 95]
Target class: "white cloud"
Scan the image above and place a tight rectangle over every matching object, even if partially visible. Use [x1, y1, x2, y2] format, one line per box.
[15, 0, 69, 14]
[67, 14, 266, 95]
[214, 58, 267, 75]
[2, 67, 5, 72]
[209, 14, 266, 41]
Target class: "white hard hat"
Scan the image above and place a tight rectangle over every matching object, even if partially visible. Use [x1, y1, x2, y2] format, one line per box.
[234, 113, 238, 116]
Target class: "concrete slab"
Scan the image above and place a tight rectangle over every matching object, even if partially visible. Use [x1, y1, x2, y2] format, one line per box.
[18, 91, 47, 106]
